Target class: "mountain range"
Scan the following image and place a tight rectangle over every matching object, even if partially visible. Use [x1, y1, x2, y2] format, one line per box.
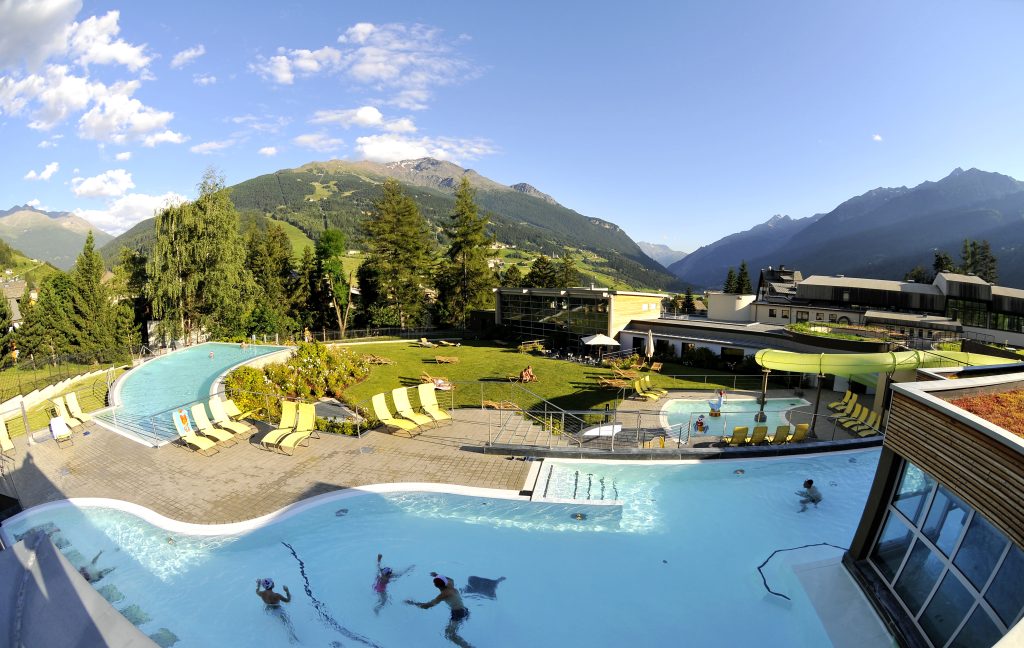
[0, 206, 112, 270]
[669, 168, 1024, 289]
[637, 242, 688, 268]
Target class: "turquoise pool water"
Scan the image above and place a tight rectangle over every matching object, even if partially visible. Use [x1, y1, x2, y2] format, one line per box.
[97, 342, 285, 442]
[1, 449, 882, 647]
[665, 397, 810, 437]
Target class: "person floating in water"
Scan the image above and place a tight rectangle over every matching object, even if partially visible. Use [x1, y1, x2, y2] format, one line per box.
[373, 553, 413, 615]
[257, 578, 297, 643]
[406, 573, 473, 648]
[209, 351, 215, 360]
[78, 550, 116, 583]
[796, 479, 823, 512]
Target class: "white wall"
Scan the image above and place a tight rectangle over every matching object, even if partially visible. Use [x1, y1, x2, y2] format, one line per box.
[707, 292, 756, 322]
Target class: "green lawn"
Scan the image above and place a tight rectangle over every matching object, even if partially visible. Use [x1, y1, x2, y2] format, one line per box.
[338, 341, 736, 413]
[4, 367, 126, 438]
[268, 217, 315, 260]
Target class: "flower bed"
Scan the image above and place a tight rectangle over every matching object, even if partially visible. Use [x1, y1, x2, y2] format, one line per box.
[950, 390, 1024, 439]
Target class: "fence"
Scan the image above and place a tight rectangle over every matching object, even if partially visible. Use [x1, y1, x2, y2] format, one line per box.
[0, 348, 132, 403]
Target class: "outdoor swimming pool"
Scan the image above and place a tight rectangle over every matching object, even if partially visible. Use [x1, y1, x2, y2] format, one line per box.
[664, 397, 810, 437]
[1, 448, 885, 647]
[96, 342, 286, 442]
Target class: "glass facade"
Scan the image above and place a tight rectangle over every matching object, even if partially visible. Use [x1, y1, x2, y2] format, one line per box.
[868, 461, 1024, 647]
[498, 290, 610, 347]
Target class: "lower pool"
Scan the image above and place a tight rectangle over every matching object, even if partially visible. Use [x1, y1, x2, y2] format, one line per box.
[1, 449, 883, 647]
[664, 397, 810, 436]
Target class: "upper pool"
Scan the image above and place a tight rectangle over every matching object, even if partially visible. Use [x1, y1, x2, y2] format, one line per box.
[97, 342, 286, 442]
[664, 397, 810, 437]
[1, 449, 884, 647]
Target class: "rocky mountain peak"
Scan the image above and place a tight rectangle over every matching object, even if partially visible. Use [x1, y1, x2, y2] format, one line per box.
[510, 182, 560, 206]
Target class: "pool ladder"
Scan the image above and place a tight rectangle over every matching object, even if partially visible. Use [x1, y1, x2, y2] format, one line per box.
[541, 465, 619, 501]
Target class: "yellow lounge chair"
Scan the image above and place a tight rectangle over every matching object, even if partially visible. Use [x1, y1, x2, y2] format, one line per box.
[49, 416, 74, 448]
[787, 423, 810, 443]
[417, 383, 452, 423]
[51, 396, 83, 429]
[828, 390, 852, 411]
[371, 393, 419, 434]
[65, 392, 93, 423]
[276, 403, 320, 455]
[260, 400, 299, 449]
[749, 425, 769, 445]
[632, 380, 659, 401]
[832, 394, 858, 419]
[392, 387, 434, 427]
[209, 398, 255, 438]
[835, 403, 864, 427]
[171, 409, 218, 456]
[190, 403, 237, 447]
[769, 425, 790, 444]
[852, 411, 880, 434]
[841, 406, 871, 430]
[722, 426, 749, 446]
[223, 398, 256, 420]
[0, 417, 14, 458]
[643, 436, 666, 448]
[642, 375, 668, 397]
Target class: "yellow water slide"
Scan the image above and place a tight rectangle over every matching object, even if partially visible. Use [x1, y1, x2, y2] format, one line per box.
[754, 349, 1013, 377]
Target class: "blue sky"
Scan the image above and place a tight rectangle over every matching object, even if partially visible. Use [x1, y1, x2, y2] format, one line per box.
[2, 0, 1024, 251]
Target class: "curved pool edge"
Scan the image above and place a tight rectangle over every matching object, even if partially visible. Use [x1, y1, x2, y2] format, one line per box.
[0, 482, 528, 545]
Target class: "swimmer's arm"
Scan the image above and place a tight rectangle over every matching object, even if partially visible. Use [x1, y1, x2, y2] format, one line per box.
[411, 592, 446, 609]
[281, 586, 291, 603]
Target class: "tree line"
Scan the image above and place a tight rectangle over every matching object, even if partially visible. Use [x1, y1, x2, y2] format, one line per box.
[905, 239, 998, 285]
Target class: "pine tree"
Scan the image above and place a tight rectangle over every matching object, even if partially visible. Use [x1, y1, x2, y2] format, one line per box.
[245, 223, 295, 336]
[502, 264, 524, 288]
[904, 266, 932, 283]
[112, 247, 149, 347]
[359, 179, 435, 328]
[526, 255, 558, 288]
[557, 249, 580, 287]
[70, 232, 112, 358]
[683, 287, 696, 313]
[436, 178, 494, 327]
[736, 261, 753, 294]
[933, 250, 955, 276]
[723, 267, 738, 293]
[972, 240, 998, 284]
[290, 246, 317, 329]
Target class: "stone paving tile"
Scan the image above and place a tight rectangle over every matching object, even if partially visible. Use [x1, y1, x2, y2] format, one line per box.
[0, 409, 530, 524]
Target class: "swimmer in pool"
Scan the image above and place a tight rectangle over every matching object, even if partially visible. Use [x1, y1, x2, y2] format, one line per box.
[78, 550, 116, 584]
[406, 572, 472, 647]
[373, 553, 412, 614]
[256, 578, 297, 642]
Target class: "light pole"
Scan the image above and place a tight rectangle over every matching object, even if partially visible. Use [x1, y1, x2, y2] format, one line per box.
[755, 368, 769, 423]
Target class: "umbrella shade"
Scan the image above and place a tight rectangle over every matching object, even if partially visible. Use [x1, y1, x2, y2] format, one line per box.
[581, 333, 620, 346]
[645, 329, 655, 359]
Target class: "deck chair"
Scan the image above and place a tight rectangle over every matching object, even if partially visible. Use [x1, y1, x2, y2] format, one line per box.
[828, 390, 852, 411]
[190, 403, 237, 447]
[841, 406, 871, 430]
[598, 377, 630, 389]
[835, 403, 864, 427]
[49, 417, 73, 449]
[613, 369, 638, 379]
[632, 380, 660, 401]
[171, 409, 218, 456]
[0, 417, 14, 458]
[749, 425, 769, 445]
[722, 426, 749, 446]
[852, 411, 880, 434]
[65, 392, 93, 423]
[222, 398, 256, 420]
[642, 375, 668, 397]
[276, 403, 320, 455]
[649, 362, 663, 373]
[260, 400, 299, 449]
[643, 436, 666, 448]
[832, 394, 858, 418]
[371, 393, 419, 434]
[209, 398, 255, 438]
[787, 423, 810, 443]
[418, 337, 437, 348]
[51, 396, 83, 429]
[769, 425, 790, 444]
[417, 383, 452, 422]
[392, 387, 434, 427]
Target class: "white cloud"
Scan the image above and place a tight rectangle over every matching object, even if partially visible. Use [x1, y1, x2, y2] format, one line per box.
[354, 134, 494, 163]
[73, 191, 187, 234]
[340, 22, 377, 45]
[170, 44, 205, 69]
[310, 105, 417, 133]
[20, 65, 100, 130]
[67, 11, 151, 71]
[229, 113, 289, 134]
[77, 80, 177, 144]
[142, 129, 186, 147]
[0, 0, 81, 70]
[26, 198, 42, 208]
[24, 161, 60, 180]
[115, 151, 131, 160]
[71, 168, 134, 197]
[190, 139, 234, 154]
[293, 132, 343, 152]
[192, 74, 216, 86]
[38, 134, 63, 148]
[251, 46, 341, 85]
[872, 134, 883, 142]
[258, 146, 278, 156]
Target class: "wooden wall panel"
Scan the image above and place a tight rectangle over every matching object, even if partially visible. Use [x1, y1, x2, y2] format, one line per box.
[884, 392, 1024, 549]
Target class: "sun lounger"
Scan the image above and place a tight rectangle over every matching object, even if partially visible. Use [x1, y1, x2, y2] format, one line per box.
[749, 425, 769, 445]
[392, 387, 434, 427]
[49, 417, 73, 449]
[51, 396, 83, 429]
[438, 340, 460, 347]
[787, 423, 809, 443]
[769, 425, 790, 444]
[276, 403, 320, 455]
[260, 400, 299, 449]
[643, 436, 665, 449]
[481, 400, 518, 410]
[613, 369, 638, 379]
[835, 403, 864, 427]
[435, 356, 459, 364]
[631, 380, 660, 401]
[171, 409, 218, 455]
[828, 390, 852, 411]
[420, 373, 454, 391]
[642, 375, 668, 397]
[222, 398, 256, 420]
[852, 411, 880, 434]
[417, 383, 452, 422]
[831, 394, 858, 418]
[371, 393, 420, 434]
[65, 392, 93, 422]
[722, 426, 749, 446]
[840, 406, 871, 430]
[417, 337, 437, 347]
[190, 403, 237, 447]
[649, 362, 663, 373]
[0, 417, 14, 458]
[208, 398, 255, 438]
[598, 377, 631, 389]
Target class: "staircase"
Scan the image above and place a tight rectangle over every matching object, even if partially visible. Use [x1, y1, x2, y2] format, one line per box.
[539, 463, 621, 502]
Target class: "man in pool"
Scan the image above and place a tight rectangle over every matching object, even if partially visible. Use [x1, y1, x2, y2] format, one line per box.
[78, 550, 116, 583]
[796, 479, 823, 512]
[406, 573, 473, 648]
[257, 578, 298, 642]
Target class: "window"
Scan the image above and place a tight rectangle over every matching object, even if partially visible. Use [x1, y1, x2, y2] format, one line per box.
[781, 309, 790, 318]
[796, 311, 809, 322]
[828, 314, 837, 323]
[842, 290, 850, 302]
[642, 303, 648, 311]
[769, 308, 777, 318]
[871, 512, 913, 582]
[815, 312, 824, 321]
